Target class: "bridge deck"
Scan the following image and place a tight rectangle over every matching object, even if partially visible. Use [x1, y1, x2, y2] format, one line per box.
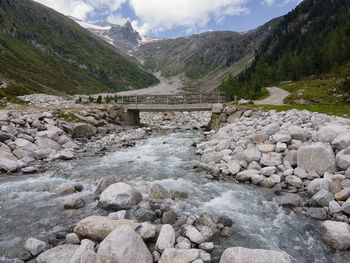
[124, 103, 214, 112]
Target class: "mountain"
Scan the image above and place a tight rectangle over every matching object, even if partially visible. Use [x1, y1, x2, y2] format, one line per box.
[0, 0, 159, 97]
[132, 18, 281, 91]
[224, 0, 350, 103]
[71, 18, 160, 54]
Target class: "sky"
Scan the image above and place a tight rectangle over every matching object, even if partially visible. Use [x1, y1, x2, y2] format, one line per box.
[33, 0, 302, 38]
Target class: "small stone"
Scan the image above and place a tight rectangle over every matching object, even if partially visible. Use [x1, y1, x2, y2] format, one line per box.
[217, 215, 233, 227]
[221, 227, 236, 238]
[182, 225, 205, 244]
[199, 242, 214, 252]
[294, 167, 308, 179]
[335, 187, 350, 201]
[162, 209, 177, 225]
[261, 166, 277, 176]
[274, 193, 301, 208]
[307, 208, 327, 220]
[285, 175, 303, 188]
[137, 222, 157, 240]
[320, 220, 350, 250]
[155, 224, 176, 252]
[63, 197, 85, 209]
[66, 233, 80, 244]
[309, 190, 334, 207]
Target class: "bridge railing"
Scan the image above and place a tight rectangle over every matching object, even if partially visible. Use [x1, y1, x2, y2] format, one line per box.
[117, 92, 225, 105]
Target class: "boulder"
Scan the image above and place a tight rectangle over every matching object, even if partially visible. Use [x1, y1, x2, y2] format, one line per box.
[0, 149, 18, 172]
[133, 208, 157, 222]
[137, 222, 157, 240]
[74, 215, 140, 241]
[162, 209, 177, 225]
[159, 248, 200, 263]
[242, 148, 261, 162]
[64, 197, 85, 209]
[309, 190, 334, 207]
[66, 233, 80, 244]
[336, 147, 350, 170]
[80, 251, 97, 263]
[285, 175, 303, 188]
[334, 187, 350, 201]
[201, 151, 227, 164]
[94, 177, 118, 199]
[219, 247, 292, 263]
[37, 244, 78, 263]
[35, 138, 60, 151]
[14, 138, 38, 152]
[74, 124, 97, 139]
[329, 200, 343, 214]
[155, 224, 176, 252]
[317, 126, 349, 143]
[96, 225, 152, 263]
[272, 133, 291, 143]
[260, 153, 282, 166]
[308, 178, 330, 197]
[236, 169, 258, 182]
[227, 160, 241, 175]
[332, 133, 350, 150]
[68, 239, 95, 263]
[257, 144, 276, 153]
[274, 193, 301, 208]
[24, 238, 46, 256]
[182, 225, 205, 244]
[150, 184, 171, 199]
[320, 220, 350, 250]
[288, 126, 311, 141]
[263, 124, 280, 136]
[217, 215, 233, 227]
[99, 183, 142, 210]
[261, 166, 277, 176]
[307, 207, 327, 220]
[297, 145, 336, 175]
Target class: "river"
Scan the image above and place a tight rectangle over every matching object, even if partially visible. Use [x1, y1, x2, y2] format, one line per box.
[0, 128, 349, 262]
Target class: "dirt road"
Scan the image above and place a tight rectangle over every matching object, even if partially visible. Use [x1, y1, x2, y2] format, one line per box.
[254, 87, 290, 105]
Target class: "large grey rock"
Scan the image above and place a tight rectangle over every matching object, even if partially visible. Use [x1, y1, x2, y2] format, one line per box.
[14, 138, 38, 152]
[74, 124, 97, 139]
[336, 147, 350, 170]
[0, 149, 18, 172]
[335, 187, 350, 201]
[99, 182, 142, 210]
[94, 177, 118, 199]
[308, 178, 331, 197]
[260, 153, 282, 166]
[317, 126, 349, 143]
[227, 160, 241, 175]
[274, 193, 301, 208]
[309, 190, 334, 207]
[96, 225, 152, 263]
[137, 222, 157, 240]
[285, 175, 303, 187]
[182, 224, 205, 244]
[242, 148, 261, 162]
[320, 220, 350, 250]
[219, 247, 292, 263]
[307, 207, 327, 220]
[37, 244, 78, 263]
[236, 169, 259, 182]
[150, 184, 171, 199]
[263, 124, 280, 136]
[288, 126, 311, 141]
[64, 197, 85, 209]
[261, 166, 277, 176]
[35, 138, 60, 151]
[0, 131, 12, 142]
[159, 248, 201, 263]
[24, 238, 46, 256]
[80, 250, 97, 263]
[297, 145, 336, 175]
[329, 200, 343, 214]
[74, 215, 140, 241]
[294, 167, 308, 179]
[332, 133, 350, 150]
[155, 224, 176, 252]
[201, 151, 227, 164]
[68, 239, 95, 263]
[272, 133, 291, 143]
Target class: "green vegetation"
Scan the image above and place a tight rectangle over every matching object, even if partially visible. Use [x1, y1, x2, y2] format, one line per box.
[56, 112, 88, 123]
[221, 0, 350, 102]
[0, 0, 158, 97]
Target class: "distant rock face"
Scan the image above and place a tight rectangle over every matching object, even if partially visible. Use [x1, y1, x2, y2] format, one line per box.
[219, 247, 292, 263]
[96, 225, 152, 263]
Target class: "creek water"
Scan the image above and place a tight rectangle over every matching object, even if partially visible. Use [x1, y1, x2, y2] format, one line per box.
[0, 128, 349, 262]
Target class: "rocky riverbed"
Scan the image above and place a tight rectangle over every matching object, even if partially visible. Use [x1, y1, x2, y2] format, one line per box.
[1, 104, 350, 263]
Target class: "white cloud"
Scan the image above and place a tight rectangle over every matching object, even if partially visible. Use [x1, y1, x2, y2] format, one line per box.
[33, 0, 126, 20]
[262, 0, 275, 5]
[107, 14, 130, 25]
[262, 0, 302, 6]
[129, 0, 249, 34]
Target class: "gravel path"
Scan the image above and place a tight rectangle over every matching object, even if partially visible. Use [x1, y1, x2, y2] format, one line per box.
[254, 87, 290, 105]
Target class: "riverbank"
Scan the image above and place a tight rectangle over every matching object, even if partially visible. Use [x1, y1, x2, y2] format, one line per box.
[1, 104, 350, 263]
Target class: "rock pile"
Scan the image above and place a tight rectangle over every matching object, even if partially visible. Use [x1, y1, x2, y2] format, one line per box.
[0, 105, 140, 173]
[140, 112, 211, 128]
[195, 106, 350, 250]
[18, 182, 293, 263]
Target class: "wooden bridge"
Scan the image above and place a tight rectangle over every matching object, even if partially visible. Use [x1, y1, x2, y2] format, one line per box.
[119, 92, 225, 125]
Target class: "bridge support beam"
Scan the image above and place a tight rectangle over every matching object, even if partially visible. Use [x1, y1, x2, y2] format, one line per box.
[123, 109, 140, 126]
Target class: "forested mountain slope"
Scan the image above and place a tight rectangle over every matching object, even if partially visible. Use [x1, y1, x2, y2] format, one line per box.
[0, 0, 159, 97]
[221, 0, 350, 102]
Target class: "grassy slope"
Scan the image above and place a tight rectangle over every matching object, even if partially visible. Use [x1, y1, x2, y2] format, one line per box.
[0, 0, 159, 96]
